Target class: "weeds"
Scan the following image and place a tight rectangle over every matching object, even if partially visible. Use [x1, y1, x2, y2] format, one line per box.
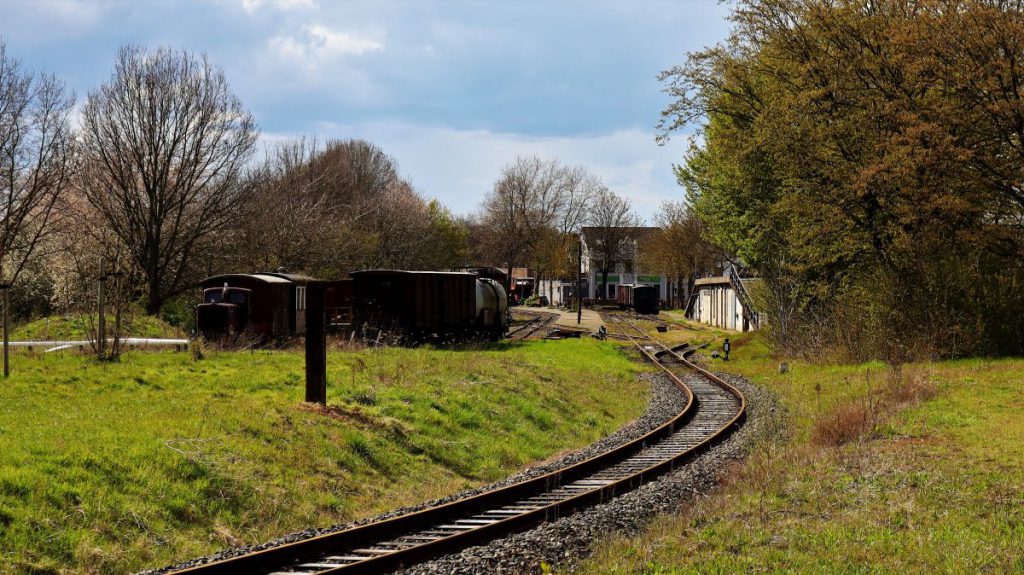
[812, 366, 938, 448]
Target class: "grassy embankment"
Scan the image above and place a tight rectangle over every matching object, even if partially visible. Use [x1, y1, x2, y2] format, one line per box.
[579, 324, 1024, 573]
[0, 338, 651, 574]
[12, 313, 185, 340]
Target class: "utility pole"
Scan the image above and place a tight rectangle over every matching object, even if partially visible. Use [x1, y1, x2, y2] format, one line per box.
[97, 257, 106, 359]
[577, 236, 583, 325]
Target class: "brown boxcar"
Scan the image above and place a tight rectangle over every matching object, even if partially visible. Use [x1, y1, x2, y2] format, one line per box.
[324, 278, 353, 327]
[350, 270, 478, 337]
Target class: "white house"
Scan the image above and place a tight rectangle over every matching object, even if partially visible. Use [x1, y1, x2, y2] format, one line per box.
[579, 226, 668, 302]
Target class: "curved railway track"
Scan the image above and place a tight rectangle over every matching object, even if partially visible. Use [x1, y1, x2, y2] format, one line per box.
[169, 317, 745, 575]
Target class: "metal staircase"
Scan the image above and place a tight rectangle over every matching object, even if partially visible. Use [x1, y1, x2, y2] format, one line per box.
[726, 264, 759, 329]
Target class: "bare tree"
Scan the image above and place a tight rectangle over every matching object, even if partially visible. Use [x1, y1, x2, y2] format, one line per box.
[231, 137, 358, 276]
[0, 41, 76, 374]
[79, 45, 258, 315]
[584, 187, 641, 300]
[0, 41, 75, 290]
[481, 157, 597, 291]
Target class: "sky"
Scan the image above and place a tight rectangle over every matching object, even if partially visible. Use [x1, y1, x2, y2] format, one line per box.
[1, 0, 733, 221]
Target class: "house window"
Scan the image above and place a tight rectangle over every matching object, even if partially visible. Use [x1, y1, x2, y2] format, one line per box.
[296, 286, 306, 311]
[608, 283, 616, 298]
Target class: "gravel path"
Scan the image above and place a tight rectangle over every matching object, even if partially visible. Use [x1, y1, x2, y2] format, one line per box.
[398, 370, 782, 575]
[141, 370, 689, 574]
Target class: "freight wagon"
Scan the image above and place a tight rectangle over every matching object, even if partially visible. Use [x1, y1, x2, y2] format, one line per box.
[616, 283, 659, 315]
[350, 270, 507, 341]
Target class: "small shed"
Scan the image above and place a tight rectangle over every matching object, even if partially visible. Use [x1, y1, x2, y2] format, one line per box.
[691, 276, 759, 332]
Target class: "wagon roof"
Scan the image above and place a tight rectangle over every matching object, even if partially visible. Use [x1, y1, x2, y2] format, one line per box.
[259, 272, 319, 283]
[199, 273, 293, 287]
[350, 269, 477, 277]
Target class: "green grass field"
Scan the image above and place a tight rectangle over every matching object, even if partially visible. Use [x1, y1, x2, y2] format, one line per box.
[578, 327, 1024, 574]
[0, 339, 651, 574]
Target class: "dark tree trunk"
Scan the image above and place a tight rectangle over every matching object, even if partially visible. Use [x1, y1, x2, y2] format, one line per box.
[146, 283, 162, 316]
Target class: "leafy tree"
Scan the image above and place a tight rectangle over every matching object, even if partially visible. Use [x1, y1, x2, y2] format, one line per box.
[639, 201, 719, 308]
[661, 0, 1024, 358]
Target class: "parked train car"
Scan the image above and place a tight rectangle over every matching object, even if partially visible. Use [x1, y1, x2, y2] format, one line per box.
[617, 283, 659, 315]
[197, 273, 350, 340]
[510, 277, 535, 305]
[350, 270, 508, 340]
[325, 279, 353, 328]
[455, 266, 508, 285]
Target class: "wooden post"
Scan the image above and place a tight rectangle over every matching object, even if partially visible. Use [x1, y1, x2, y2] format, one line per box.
[305, 281, 327, 404]
[577, 237, 583, 325]
[97, 257, 106, 359]
[2, 285, 9, 378]
[113, 268, 123, 358]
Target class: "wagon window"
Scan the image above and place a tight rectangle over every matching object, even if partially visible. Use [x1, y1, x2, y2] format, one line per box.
[228, 291, 248, 305]
[296, 286, 306, 311]
[204, 290, 223, 303]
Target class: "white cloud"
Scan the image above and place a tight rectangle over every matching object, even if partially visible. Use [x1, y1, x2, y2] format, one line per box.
[242, 0, 318, 14]
[268, 24, 383, 63]
[307, 25, 383, 57]
[263, 121, 689, 221]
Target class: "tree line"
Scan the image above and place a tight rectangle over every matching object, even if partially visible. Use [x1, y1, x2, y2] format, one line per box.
[1, 41, 720, 327]
[661, 0, 1024, 360]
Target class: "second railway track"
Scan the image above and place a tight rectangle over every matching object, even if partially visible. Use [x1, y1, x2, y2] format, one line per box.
[505, 311, 558, 340]
[169, 316, 745, 575]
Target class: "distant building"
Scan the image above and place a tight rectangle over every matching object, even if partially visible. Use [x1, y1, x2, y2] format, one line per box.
[580, 226, 667, 302]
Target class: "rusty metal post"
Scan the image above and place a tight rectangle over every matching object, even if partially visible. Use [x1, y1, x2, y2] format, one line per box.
[305, 281, 327, 404]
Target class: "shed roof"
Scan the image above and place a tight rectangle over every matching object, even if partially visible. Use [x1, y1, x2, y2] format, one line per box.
[694, 276, 731, 287]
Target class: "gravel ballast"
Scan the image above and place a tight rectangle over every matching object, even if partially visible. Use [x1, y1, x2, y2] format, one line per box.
[398, 370, 782, 575]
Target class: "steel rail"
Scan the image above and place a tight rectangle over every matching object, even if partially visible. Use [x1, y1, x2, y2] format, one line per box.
[168, 317, 744, 575]
[505, 311, 557, 341]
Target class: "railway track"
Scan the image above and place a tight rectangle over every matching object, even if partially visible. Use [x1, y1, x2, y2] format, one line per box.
[505, 311, 557, 340]
[169, 317, 745, 575]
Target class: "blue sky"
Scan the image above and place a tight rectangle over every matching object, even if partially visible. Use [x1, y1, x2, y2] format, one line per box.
[2, 0, 732, 220]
